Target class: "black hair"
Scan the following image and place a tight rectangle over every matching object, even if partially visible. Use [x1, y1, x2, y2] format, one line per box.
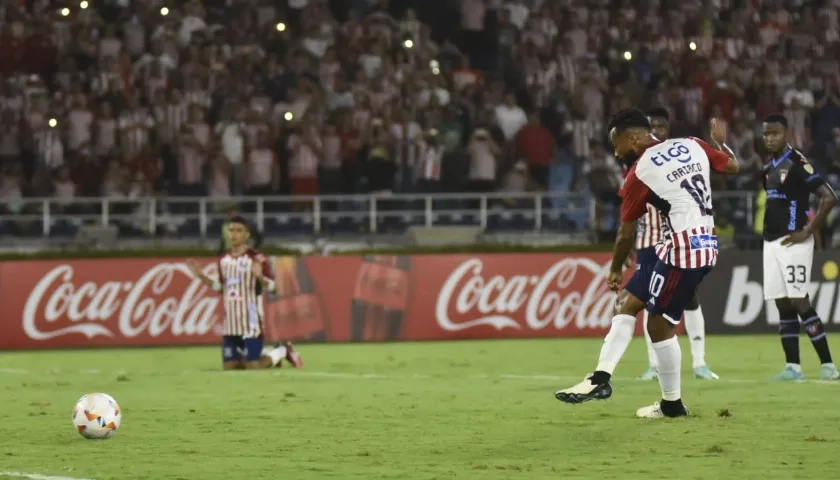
[762, 113, 788, 129]
[646, 107, 670, 122]
[227, 215, 252, 231]
[607, 108, 651, 135]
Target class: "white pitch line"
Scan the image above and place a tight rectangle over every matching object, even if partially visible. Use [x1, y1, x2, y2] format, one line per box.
[0, 471, 94, 480]
[1, 367, 839, 385]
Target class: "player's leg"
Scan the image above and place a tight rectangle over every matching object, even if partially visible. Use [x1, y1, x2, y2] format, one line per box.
[222, 336, 246, 370]
[630, 248, 658, 380]
[244, 337, 304, 369]
[790, 295, 838, 379]
[785, 238, 837, 379]
[555, 289, 646, 404]
[683, 295, 718, 379]
[639, 309, 659, 380]
[773, 297, 804, 380]
[764, 239, 805, 380]
[636, 261, 710, 418]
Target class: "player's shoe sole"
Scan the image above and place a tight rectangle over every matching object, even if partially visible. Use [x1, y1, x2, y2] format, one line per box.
[636, 401, 689, 419]
[284, 342, 303, 368]
[555, 380, 613, 404]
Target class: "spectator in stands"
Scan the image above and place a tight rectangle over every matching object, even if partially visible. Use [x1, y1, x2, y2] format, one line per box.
[415, 128, 445, 193]
[467, 128, 499, 194]
[246, 129, 279, 198]
[515, 112, 554, 189]
[2, 0, 840, 242]
[494, 92, 527, 142]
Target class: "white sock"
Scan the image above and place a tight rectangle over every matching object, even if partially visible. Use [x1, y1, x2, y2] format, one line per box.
[823, 363, 836, 369]
[643, 310, 658, 368]
[787, 363, 802, 372]
[683, 307, 706, 368]
[595, 314, 637, 375]
[263, 345, 287, 367]
[652, 336, 682, 401]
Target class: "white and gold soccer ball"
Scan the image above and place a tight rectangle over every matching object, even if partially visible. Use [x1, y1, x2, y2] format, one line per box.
[72, 393, 121, 439]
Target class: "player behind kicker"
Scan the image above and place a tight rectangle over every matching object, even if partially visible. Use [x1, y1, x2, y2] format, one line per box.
[760, 114, 839, 381]
[555, 109, 739, 418]
[638, 107, 718, 381]
[187, 215, 303, 370]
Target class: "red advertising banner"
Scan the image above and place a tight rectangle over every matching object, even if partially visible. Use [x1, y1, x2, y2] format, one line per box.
[0, 254, 674, 350]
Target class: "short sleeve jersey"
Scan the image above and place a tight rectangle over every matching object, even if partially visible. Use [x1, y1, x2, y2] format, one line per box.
[620, 137, 730, 268]
[761, 147, 828, 241]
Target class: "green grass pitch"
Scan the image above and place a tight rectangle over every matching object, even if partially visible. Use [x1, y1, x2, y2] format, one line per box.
[1, 336, 839, 480]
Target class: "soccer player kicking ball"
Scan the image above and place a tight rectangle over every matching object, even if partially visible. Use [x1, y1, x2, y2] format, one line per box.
[639, 108, 718, 381]
[556, 110, 739, 418]
[187, 215, 303, 370]
[760, 114, 839, 381]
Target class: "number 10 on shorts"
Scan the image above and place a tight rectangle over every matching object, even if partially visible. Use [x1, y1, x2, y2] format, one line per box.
[649, 272, 665, 303]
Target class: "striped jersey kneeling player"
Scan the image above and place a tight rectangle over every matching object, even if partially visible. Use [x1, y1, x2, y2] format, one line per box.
[187, 215, 303, 370]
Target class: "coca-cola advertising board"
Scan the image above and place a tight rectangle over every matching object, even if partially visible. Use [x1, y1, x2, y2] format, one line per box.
[0, 254, 669, 350]
[697, 251, 840, 333]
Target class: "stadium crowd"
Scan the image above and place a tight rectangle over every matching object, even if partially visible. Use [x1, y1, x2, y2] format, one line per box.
[0, 0, 839, 238]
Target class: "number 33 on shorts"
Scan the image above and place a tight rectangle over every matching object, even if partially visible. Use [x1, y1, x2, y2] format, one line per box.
[786, 265, 806, 284]
[762, 236, 813, 299]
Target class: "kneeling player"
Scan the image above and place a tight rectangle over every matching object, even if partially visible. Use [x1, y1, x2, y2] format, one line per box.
[556, 111, 738, 416]
[187, 216, 303, 370]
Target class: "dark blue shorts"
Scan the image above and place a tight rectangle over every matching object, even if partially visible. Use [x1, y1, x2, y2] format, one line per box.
[222, 336, 264, 363]
[646, 260, 711, 324]
[623, 247, 659, 304]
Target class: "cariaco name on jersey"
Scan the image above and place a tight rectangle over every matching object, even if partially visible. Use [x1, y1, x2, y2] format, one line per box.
[713, 264, 840, 331]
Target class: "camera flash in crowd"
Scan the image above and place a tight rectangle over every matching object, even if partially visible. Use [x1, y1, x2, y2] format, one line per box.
[276, 23, 286, 32]
[623, 51, 632, 61]
[689, 41, 697, 51]
[284, 112, 294, 122]
[48, 118, 57, 128]
[403, 39, 414, 49]
[429, 60, 440, 75]
[160, 7, 169, 16]
[80, 1, 89, 9]
[60, 7, 70, 16]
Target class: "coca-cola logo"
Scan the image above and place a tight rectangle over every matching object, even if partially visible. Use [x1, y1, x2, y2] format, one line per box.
[23, 263, 222, 341]
[435, 258, 616, 332]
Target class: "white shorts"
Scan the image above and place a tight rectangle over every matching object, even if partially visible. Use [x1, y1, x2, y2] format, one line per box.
[762, 236, 814, 300]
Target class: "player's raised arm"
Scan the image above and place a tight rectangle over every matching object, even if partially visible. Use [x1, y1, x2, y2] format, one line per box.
[186, 259, 223, 293]
[252, 254, 277, 293]
[693, 118, 739, 174]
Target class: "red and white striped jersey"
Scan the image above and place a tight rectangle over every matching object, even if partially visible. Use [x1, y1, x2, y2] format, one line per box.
[620, 137, 730, 269]
[216, 249, 273, 337]
[635, 204, 668, 249]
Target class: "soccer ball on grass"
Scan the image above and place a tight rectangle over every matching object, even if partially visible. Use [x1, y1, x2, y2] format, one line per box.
[72, 393, 121, 439]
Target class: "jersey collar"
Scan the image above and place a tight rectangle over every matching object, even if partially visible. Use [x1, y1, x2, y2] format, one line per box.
[769, 145, 793, 168]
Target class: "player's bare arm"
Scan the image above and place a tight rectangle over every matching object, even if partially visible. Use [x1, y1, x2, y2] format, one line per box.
[186, 259, 221, 292]
[709, 118, 740, 174]
[608, 220, 636, 291]
[783, 183, 838, 246]
[251, 259, 277, 292]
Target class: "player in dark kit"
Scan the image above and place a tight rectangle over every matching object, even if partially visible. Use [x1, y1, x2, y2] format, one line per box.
[761, 114, 839, 380]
